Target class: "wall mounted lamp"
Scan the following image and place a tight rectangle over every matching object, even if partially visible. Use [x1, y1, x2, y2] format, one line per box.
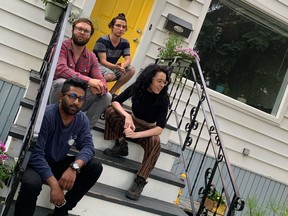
[242, 148, 250, 157]
[164, 13, 193, 38]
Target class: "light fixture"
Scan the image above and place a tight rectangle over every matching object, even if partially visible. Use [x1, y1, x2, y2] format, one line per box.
[164, 13, 193, 38]
[242, 148, 250, 157]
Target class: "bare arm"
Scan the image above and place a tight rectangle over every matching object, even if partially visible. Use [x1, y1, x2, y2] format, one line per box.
[111, 101, 135, 131]
[98, 52, 118, 70]
[46, 176, 65, 207]
[121, 55, 131, 68]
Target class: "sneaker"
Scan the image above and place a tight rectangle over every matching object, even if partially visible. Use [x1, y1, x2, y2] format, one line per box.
[103, 139, 128, 157]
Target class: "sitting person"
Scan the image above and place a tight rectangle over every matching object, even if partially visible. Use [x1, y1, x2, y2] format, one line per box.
[14, 78, 103, 216]
[93, 13, 135, 97]
[49, 18, 111, 128]
[103, 64, 170, 200]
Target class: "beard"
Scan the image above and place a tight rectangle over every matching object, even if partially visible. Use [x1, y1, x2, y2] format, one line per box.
[61, 98, 81, 115]
[72, 33, 90, 46]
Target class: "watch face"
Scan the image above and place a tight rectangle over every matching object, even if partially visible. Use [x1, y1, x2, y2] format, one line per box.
[73, 163, 80, 169]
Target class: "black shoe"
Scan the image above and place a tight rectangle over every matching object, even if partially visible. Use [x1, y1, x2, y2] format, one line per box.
[126, 176, 147, 201]
[103, 139, 128, 157]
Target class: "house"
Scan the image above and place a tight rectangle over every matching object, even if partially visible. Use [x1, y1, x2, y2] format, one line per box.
[0, 0, 288, 215]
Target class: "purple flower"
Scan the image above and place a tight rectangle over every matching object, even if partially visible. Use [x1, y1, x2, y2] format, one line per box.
[0, 143, 6, 153]
[174, 47, 200, 61]
[0, 154, 8, 161]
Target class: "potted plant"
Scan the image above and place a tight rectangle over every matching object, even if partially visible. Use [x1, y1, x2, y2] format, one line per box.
[0, 141, 15, 189]
[158, 33, 200, 62]
[204, 186, 227, 216]
[42, 0, 70, 23]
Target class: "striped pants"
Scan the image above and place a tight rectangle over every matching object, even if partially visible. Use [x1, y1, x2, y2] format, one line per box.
[104, 106, 161, 179]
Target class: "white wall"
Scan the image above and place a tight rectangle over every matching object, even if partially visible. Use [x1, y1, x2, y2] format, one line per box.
[0, 0, 86, 87]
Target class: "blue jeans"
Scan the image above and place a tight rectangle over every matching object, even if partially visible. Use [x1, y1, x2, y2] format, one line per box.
[14, 156, 102, 216]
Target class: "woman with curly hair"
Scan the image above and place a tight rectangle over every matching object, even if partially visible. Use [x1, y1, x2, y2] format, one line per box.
[103, 64, 170, 200]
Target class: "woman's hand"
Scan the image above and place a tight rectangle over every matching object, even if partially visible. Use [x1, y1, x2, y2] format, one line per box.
[124, 115, 135, 131]
[123, 127, 138, 139]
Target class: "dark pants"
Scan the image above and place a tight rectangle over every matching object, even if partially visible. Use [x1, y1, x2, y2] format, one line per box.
[14, 156, 103, 216]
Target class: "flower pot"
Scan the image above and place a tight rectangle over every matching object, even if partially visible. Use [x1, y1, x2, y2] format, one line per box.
[44, 0, 66, 24]
[204, 198, 227, 216]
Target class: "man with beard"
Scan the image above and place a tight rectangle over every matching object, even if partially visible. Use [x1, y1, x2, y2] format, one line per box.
[93, 13, 135, 98]
[50, 18, 111, 128]
[14, 78, 103, 216]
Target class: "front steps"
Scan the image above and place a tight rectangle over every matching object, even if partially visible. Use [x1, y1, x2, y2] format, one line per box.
[1, 69, 188, 216]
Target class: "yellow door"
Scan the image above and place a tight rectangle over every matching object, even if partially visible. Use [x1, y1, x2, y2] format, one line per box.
[86, 0, 154, 92]
[87, 0, 154, 59]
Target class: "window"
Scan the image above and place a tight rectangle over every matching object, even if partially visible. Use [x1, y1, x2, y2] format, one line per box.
[195, 0, 288, 115]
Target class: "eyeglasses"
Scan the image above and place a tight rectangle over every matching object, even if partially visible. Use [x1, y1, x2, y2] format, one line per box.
[153, 78, 168, 86]
[114, 24, 127, 29]
[63, 93, 85, 102]
[74, 26, 91, 35]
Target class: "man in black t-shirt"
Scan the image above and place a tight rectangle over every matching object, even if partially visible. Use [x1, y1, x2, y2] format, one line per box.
[93, 13, 135, 97]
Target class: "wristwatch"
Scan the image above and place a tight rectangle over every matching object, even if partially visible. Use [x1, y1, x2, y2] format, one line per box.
[70, 162, 80, 173]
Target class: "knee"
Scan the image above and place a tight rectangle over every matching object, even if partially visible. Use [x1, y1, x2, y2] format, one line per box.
[87, 159, 103, 174]
[104, 92, 112, 103]
[105, 74, 116, 82]
[21, 177, 42, 194]
[85, 159, 103, 179]
[128, 67, 135, 76]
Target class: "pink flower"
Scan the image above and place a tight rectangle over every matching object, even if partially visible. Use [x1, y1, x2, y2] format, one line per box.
[0, 143, 6, 152]
[174, 47, 200, 61]
[0, 154, 8, 161]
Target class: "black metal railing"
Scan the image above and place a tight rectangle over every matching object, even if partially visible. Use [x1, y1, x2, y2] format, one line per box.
[156, 57, 245, 215]
[0, 3, 72, 215]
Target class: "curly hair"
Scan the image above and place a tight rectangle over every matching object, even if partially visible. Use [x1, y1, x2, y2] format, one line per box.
[131, 64, 170, 106]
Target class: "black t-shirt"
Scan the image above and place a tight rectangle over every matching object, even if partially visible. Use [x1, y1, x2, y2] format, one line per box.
[114, 85, 169, 128]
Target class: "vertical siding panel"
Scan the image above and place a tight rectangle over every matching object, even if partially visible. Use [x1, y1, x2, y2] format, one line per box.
[171, 143, 288, 215]
[0, 81, 25, 142]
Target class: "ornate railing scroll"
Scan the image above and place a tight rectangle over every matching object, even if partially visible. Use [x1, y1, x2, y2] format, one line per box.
[1, 4, 72, 215]
[156, 57, 245, 216]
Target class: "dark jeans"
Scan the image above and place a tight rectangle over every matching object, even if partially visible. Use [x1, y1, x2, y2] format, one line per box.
[14, 156, 102, 216]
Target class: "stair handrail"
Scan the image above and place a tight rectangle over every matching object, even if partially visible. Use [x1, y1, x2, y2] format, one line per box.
[156, 57, 245, 215]
[1, 3, 72, 215]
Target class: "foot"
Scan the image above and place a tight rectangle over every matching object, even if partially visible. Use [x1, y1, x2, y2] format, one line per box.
[126, 176, 147, 201]
[103, 139, 128, 157]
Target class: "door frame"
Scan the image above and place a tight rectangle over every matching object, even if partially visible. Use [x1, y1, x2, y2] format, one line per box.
[81, 0, 164, 84]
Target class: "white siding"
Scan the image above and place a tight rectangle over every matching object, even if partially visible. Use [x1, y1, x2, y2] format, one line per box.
[0, 0, 85, 87]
